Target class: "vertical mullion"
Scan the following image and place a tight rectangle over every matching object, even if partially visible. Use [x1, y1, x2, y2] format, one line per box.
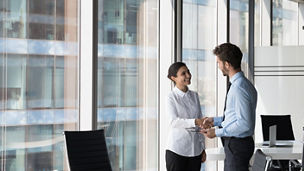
[249, 0, 255, 82]
[92, 0, 98, 130]
[157, 0, 161, 168]
[270, 0, 273, 46]
[79, 0, 95, 131]
[175, 0, 182, 62]
[159, 0, 175, 170]
[227, 0, 230, 43]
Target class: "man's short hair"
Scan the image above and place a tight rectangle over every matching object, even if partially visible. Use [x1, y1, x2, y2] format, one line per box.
[213, 43, 243, 69]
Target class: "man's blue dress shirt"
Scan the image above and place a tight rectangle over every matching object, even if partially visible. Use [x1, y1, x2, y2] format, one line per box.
[214, 71, 257, 138]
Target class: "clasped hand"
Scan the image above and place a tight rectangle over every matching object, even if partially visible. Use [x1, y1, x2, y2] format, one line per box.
[195, 117, 216, 138]
[195, 117, 213, 129]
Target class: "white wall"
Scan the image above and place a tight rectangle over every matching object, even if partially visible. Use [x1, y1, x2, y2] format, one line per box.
[254, 46, 304, 142]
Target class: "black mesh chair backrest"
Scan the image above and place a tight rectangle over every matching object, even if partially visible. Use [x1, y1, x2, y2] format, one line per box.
[64, 129, 112, 171]
[252, 149, 271, 171]
[260, 115, 295, 141]
[302, 142, 304, 170]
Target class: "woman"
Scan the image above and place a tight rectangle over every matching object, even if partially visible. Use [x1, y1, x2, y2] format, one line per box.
[166, 62, 206, 171]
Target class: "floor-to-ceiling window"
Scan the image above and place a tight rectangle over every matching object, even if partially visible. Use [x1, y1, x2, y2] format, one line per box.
[230, 0, 249, 76]
[182, 0, 217, 170]
[0, 0, 79, 170]
[97, 0, 158, 170]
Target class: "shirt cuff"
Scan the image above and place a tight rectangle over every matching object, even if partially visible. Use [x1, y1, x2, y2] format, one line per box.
[215, 128, 224, 137]
[213, 116, 223, 127]
[188, 119, 196, 127]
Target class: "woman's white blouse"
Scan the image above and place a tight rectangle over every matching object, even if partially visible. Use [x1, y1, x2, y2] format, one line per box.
[166, 87, 205, 157]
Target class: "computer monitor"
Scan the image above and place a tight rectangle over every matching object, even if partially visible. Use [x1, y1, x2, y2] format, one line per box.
[302, 137, 304, 170]
[263, 124, 293, 147]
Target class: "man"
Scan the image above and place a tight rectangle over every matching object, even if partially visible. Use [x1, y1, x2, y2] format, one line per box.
[201, 43, 257, 171]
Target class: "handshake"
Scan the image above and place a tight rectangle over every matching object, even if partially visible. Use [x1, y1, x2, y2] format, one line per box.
[195, 117, 216, 138]
[195, 117, 213, 129]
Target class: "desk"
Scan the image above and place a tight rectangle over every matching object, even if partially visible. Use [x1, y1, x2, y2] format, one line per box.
[206, 141, 303, 161]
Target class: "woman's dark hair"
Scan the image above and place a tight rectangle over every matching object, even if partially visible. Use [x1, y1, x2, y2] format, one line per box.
[213, 43, 242, 69]
[167, 62, 186, 82]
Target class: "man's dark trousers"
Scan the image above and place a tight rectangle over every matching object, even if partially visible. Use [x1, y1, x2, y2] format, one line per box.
[222, 136, 254, 171]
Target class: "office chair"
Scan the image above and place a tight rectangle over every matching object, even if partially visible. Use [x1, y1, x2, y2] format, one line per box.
[300, 142, 304, 171]
[301, 141, 304, 170]
[252, 149, 272, 171]
[64, 129, 112, 171]
[260, 115, 300, 171]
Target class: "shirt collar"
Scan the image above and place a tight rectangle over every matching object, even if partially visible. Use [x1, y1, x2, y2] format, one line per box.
[173, 86, 189, 97]
[229, 71, 244, 84]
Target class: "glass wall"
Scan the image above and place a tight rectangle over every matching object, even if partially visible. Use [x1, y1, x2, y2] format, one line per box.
[272, 0, 298, 45]
[0, 0, 79, 170]
[230, 0, 249, 76]
[97, 0, 159, 170]
[182, 0, 217, 170]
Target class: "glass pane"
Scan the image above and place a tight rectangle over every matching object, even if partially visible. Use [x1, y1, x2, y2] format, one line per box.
[272, 0, 298, 46]
[2, 0, 27, 39]
[1, 0, 79, 170]
[26, 55, 53, 109]
[0, 53, 3, 170]
[56, 0, 65, 40]
[0, 1, 3, 37]
[0, 55, 5, 111]
[6, 55, 26, 110]
[182, 0, 217, 170]
[230, 0, 249, 76]
[97, 0, 159, 170]
[54, 56, 64, 108]
[28, 0, 55, 40]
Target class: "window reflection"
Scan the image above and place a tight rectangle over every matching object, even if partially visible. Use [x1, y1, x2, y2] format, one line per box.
[4, 55, 26, 110]
[97, 0, 158, 170]
[27, 56, 54, 108]
[1, 0, 78, 170]
[28, 0, 54, 40]
[1, 0, 27, 39]
[272, 0, 298, 46]
[0, 53, 3, 170]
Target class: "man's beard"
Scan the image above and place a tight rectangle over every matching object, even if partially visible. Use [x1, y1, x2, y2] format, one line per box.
[221, 68, 228, 76]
